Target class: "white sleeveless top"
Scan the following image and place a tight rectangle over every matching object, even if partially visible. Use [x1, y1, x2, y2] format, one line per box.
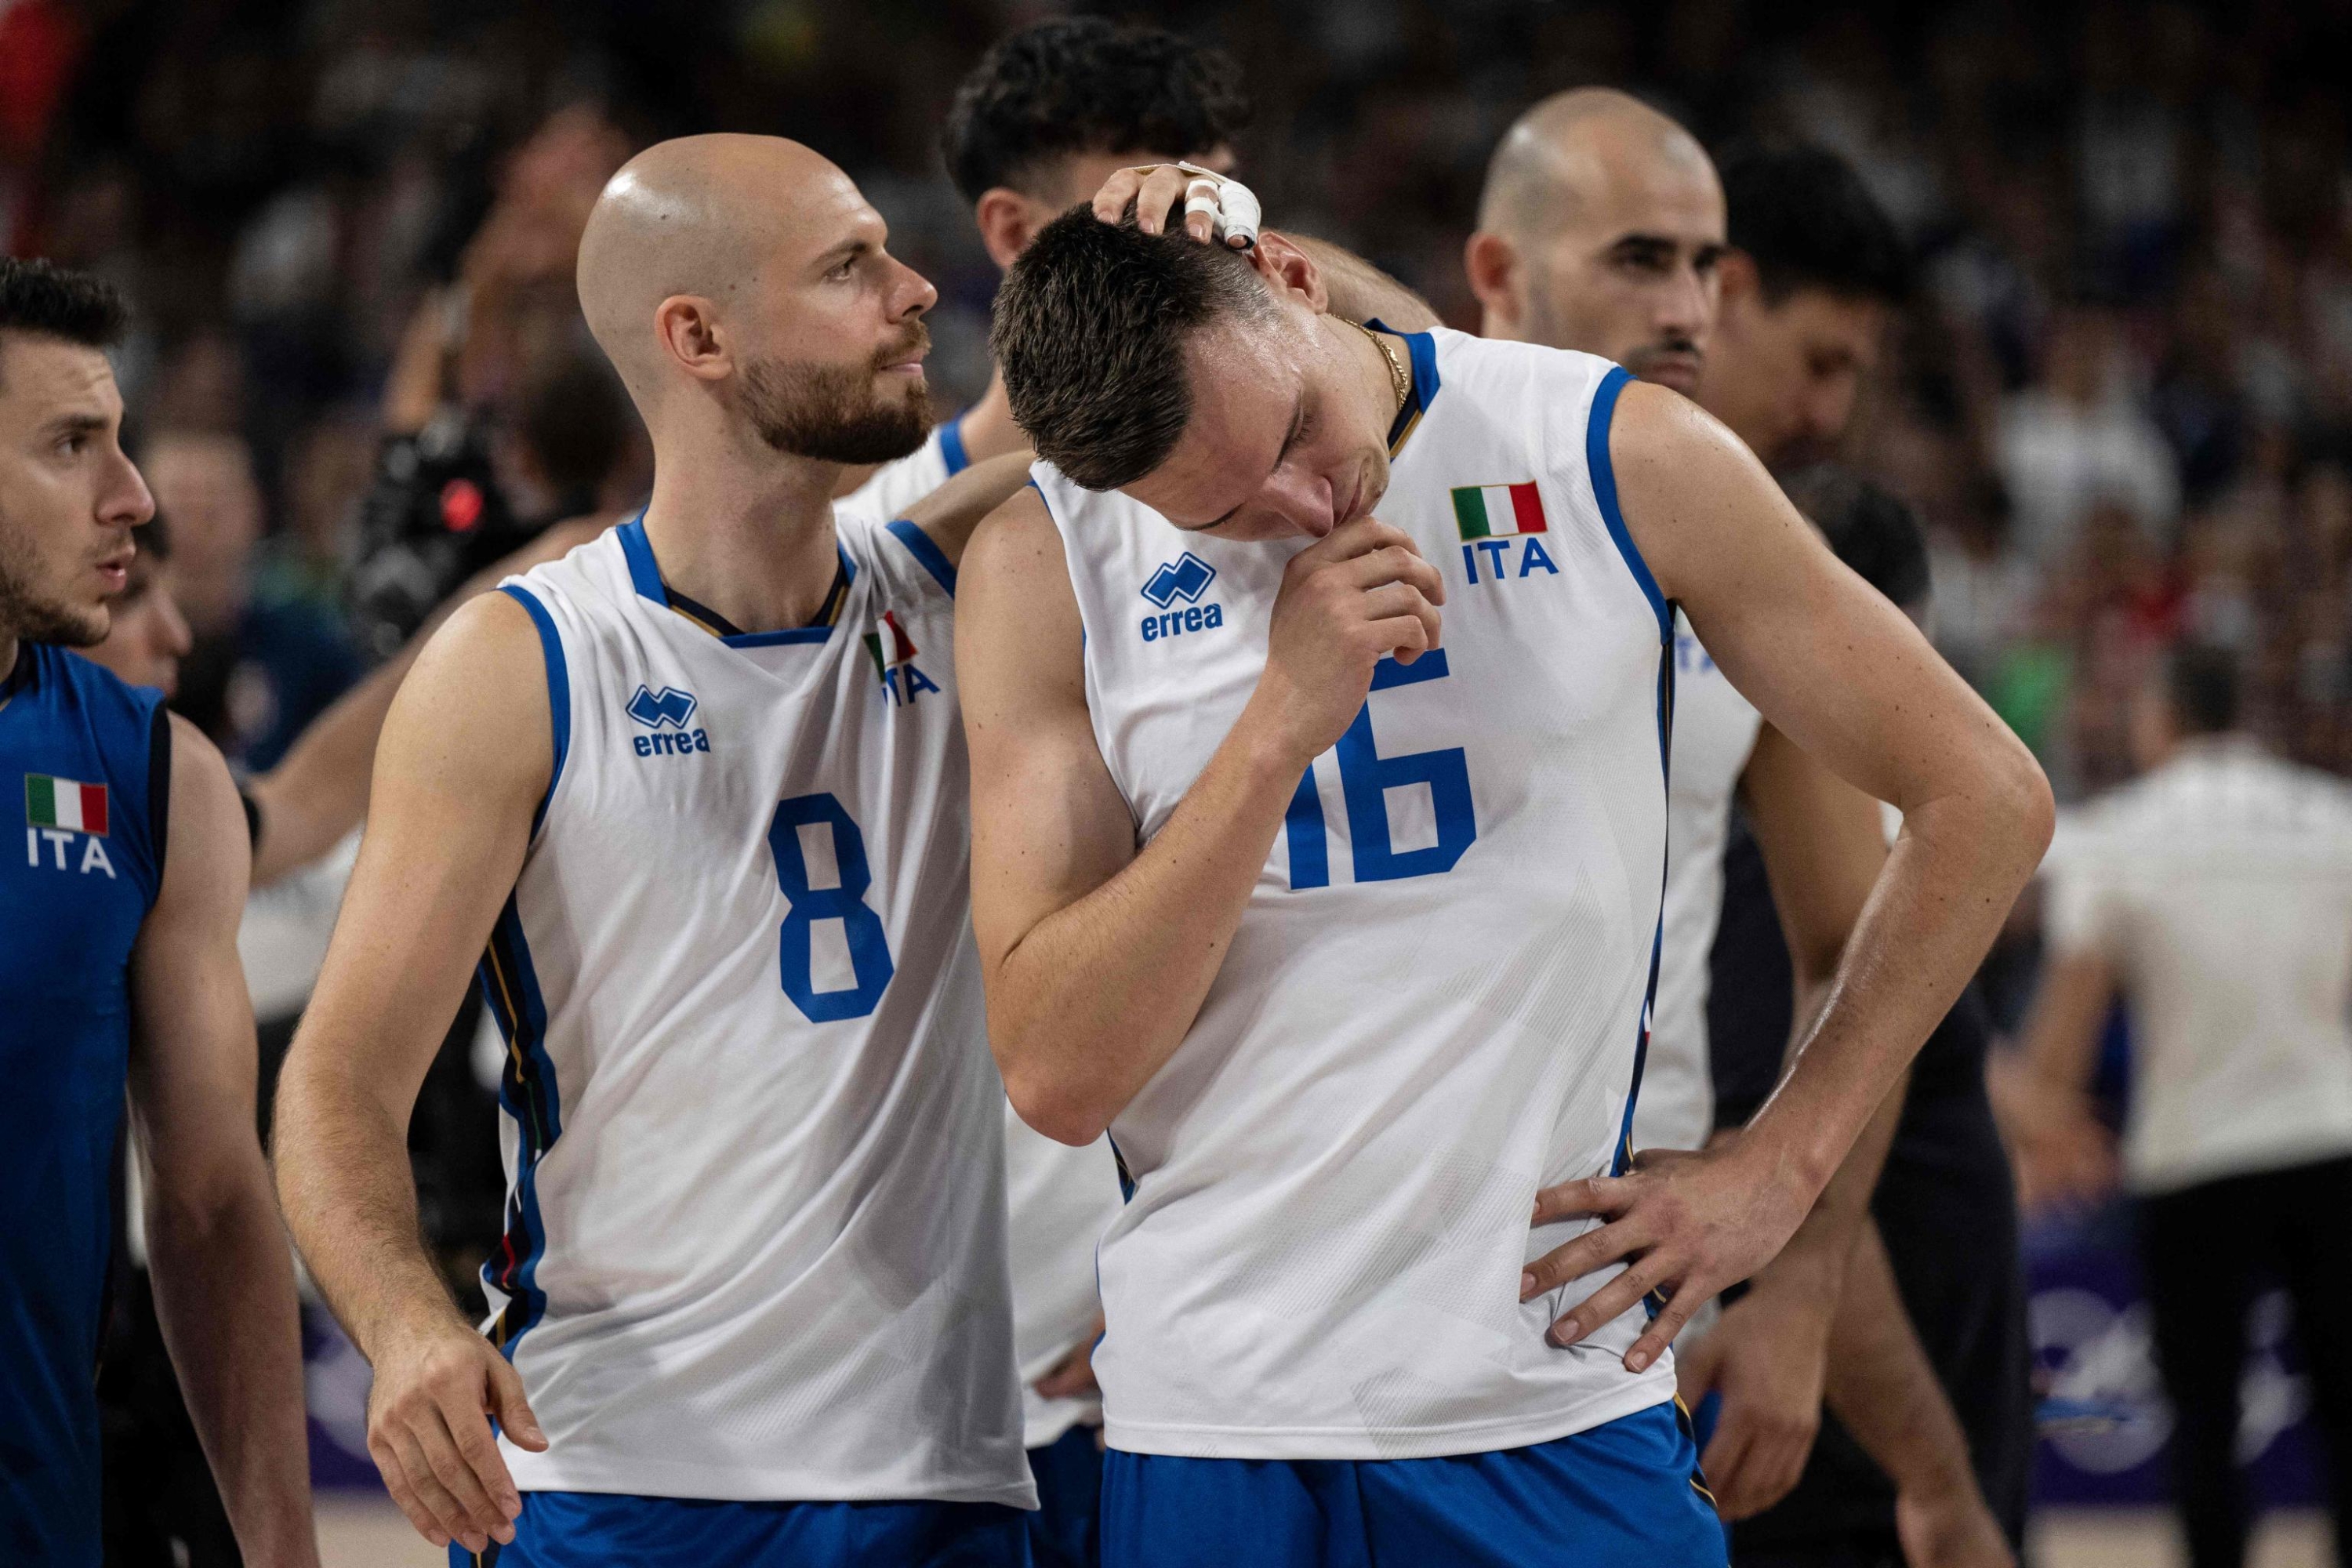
[1638, 614, 1763, 1152]
[1034, 327, 1678, 1460]
[479, 514, 1033, 1506]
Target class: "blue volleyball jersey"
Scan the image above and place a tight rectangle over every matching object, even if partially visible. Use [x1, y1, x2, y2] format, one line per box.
[1, 642, 168, 1567]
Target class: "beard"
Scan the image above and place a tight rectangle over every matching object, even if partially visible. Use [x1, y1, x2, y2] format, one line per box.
[742, 330, 935, 466]
[0, 527, 108, 650]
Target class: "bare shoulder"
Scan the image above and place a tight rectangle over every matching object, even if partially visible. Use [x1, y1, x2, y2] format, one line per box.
[1605, 379, 1811, 606]
[379, 586, 553, 811]
[154, 713, 249, 916]
[902, 452, 1035, 569]
[956, 485, 1084, 718]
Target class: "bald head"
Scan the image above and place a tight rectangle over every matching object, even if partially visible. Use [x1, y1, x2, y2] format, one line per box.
[1467, 89, 1725, 394]
[575, 133, 939, 464]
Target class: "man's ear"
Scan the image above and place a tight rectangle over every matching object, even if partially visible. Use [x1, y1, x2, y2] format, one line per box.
[1715, 249, 1761, 313]
[975, 188, 1048, 273]
[1463, 229, 1521, 328]
[654, 296, 731, 383]
[1250, 232, 1328, 312]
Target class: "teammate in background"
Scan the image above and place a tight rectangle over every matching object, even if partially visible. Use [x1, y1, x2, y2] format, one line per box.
[963, 172, 2049, 1565]
[1468, 97, 2016, 1563]
[2015, 643, 2352, 1568]
[0, 257, 318, 1565]
[274, 136, 1036, 1566]
[1696, 149, 2032, 1566]
[841, 17, 1250, 522]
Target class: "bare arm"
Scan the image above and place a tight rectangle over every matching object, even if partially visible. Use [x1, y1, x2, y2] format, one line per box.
[273, 593, 553, 1555]
[1283, 234, 1442, 332]
[961, 492, 1443, 1142]
[1998, 947, 2119, 1210]
[1525, 384, 2053, 1370]
[129, 715, 318, 1567]
[1832, 1225, 2017, 1567]
[245, 514, 611, 885]
[1674, 723, 1893, 1515]
[903, 450, 1036, 568]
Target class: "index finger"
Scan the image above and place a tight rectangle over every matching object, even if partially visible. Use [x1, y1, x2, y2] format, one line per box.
[1091, 166, 1152, 224]
[1531, 1173, 1630, 1226]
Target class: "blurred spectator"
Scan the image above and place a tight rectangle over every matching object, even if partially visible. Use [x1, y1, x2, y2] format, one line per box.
[143, 429, 362, 771]
[1995, 308, 2182, 566]
[2012, 643, 2352, 1568]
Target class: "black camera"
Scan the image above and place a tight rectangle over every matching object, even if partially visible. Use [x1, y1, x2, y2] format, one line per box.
[347, 407, 535, 662]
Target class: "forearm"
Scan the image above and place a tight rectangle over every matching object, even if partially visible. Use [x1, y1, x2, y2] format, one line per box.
[1825, 1221, 1983, 1501]
[1745, 792, 2041, 1202]
[147, 1161, 319, 1566]
[1749, 1062, 1906, 1296]
[248, 666, 395, 884]
[276, 1065, 471, 1359]
[993, 708, 1299, 1141]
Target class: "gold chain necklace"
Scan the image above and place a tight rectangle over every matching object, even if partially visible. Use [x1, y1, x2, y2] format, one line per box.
[1345, 317, 1410, 425]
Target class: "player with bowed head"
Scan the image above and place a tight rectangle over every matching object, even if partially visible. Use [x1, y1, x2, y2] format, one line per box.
[954, 167, 2050, 1566]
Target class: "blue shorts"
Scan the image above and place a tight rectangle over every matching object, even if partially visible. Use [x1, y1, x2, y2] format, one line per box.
[451, 1491, 1031, 1567]
[1027, 1425, 1105, 1567]
[1100, 1402, 1725, 1568]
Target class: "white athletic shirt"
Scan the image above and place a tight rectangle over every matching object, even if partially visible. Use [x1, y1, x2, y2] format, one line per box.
[2042, 736, 2352, 1192]
[846, 409, 1126, 1451]
[1637, 615, 1763, 1152]
[843, 418, 970, 525]
[480, 513, 1033, 1506]
[1035, 327, 1678, 1460]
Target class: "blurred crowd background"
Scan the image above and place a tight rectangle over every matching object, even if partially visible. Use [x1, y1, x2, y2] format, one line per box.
[7, 0, 2352, 797]
[8, 0, 2350, 1552]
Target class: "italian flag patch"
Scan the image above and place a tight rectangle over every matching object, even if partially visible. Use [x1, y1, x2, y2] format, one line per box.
[862, 611, 917, 677]
[26, 774, 108, 836]
[1450, 482, 1548, 539]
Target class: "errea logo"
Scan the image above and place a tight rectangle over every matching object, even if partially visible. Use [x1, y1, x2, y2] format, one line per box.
[1138, 551, 1226, 644]
[627, 684, 709, 757]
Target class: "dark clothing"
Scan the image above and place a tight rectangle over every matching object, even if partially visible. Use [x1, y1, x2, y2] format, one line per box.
[1707, 808, 2033, 1556]
[0, 646, 169, 1568]
[2140, 1155, 2352, 1568]
[175, 593, 361, 772]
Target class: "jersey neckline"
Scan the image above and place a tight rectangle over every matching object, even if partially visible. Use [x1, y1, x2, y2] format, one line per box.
[615, 513, 855, 648]
[1363, 321, 1443, 458]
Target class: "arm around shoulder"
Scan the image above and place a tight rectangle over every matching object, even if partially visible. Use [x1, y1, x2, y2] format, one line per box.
[129, 717, 320, 1566]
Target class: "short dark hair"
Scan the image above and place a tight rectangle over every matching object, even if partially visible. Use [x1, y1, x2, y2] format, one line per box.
[993, 208, 1272, 491]
[2166, 643, 2241, 736]
[1783, 465, 1930, 612]
[0, 257, 129, 354]
[942, 18, 1251, 205]
[1719, 143, 1909, 307]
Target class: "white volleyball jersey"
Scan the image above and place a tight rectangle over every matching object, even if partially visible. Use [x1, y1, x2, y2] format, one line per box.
[843, 419, 970, 524]
[1004, 1116, 1123, 1446]
[1035, 328, 1677, 1460]
[479, 513, 1033, 1507]
[1638, 614, 1763, 1152]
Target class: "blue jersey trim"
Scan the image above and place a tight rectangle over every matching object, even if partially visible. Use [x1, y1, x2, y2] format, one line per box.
[479, 893, 561, 1358]
[1586, 366, 1669, 639]
[623, 514, 851, 647]
[1364, 321, 1443, 452]
[615, 512, 662, 605]
[938, 417, 971, 477]
[885, 518, 958, 598]
[498, 586, 569, 838]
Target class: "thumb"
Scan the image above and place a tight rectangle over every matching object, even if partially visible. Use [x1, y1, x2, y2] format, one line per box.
[485, 1352, 550, 1451]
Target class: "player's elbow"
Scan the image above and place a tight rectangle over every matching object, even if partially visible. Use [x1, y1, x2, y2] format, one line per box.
[997, 1053, 1112, 1147]
[1980, 730, 2056, 873]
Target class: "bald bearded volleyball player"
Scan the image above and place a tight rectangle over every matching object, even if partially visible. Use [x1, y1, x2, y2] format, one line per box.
[272, 136, 1037, 1567]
